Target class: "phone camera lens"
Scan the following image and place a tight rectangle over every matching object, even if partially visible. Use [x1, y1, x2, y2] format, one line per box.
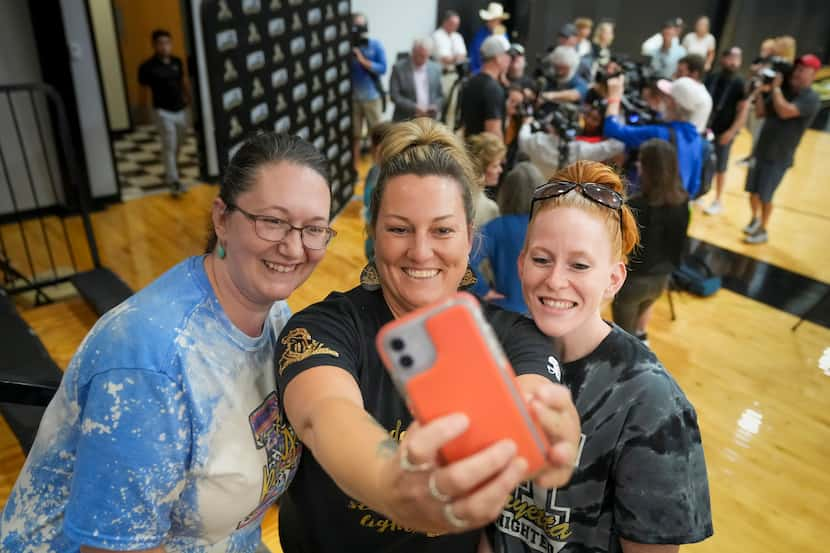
[391, 338, 405, 351]
[400, 355, 414, 368]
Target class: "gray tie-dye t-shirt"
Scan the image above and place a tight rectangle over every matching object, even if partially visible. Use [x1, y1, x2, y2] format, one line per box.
[492, 324, 713, 553]
[1, 256, 300, 553]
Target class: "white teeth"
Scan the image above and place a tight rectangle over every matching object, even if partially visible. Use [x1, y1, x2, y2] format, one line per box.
[541, 298, 576, 309]
[403, 268, 439, 279]
[263, 260, 296, 273]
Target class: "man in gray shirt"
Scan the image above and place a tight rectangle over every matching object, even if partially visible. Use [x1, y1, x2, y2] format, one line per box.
[743, 54, 821, 244]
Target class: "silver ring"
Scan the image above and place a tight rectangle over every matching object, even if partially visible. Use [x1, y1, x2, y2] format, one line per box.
[443, 503, 469, 529]
[399, 442, 432, 472]
[428, 472, 452, 503]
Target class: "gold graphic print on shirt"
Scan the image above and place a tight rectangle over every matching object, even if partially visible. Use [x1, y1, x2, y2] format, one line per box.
[278, 327, 339, 374]
[237, 392, 301, 529]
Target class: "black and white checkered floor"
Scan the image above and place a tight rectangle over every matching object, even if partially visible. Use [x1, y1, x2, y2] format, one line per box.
[113, 124, 203, 201]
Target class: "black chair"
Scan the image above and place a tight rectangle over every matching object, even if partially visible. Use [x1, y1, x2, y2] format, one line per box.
[0, 290, 61, 453]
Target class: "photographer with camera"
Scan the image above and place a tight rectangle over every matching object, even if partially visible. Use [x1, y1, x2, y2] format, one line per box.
[604, 75, 706, 196]
[741, 54, 821, 244]
[350, 13, 388, 167]
[538, 46, 589, 105]
[517, 103, 624, 178]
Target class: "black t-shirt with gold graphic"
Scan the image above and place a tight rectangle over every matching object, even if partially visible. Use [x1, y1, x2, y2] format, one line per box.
[490, 324, 713, 553]
[275, 286, 560, 553]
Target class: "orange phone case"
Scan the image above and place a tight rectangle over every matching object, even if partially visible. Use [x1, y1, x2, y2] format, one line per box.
[376, 292, 550, 474]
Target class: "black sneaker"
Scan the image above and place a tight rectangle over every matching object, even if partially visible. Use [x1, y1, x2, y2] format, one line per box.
[743, 228, 768, 244]
[170, 181, 184, 197]
[742, 218, 760, 234]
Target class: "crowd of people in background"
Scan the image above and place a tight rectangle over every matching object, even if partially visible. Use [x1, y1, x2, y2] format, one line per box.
[348, 4, 822, 338]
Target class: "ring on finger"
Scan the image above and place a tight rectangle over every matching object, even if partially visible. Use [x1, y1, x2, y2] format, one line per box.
[442, 503, 469, 529]
[399, 442, 433, 472]
[428, 472, 451, 502]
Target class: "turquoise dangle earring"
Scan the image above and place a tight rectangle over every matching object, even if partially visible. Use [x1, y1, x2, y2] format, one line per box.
[217, 242, 226, 260]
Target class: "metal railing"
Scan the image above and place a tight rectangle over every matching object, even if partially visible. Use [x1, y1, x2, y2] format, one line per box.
[0, 83, 102, 305]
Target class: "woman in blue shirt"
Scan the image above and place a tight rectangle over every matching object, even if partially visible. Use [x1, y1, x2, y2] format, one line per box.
[471, 161, 543, 313]
[1, 133, 337, 553]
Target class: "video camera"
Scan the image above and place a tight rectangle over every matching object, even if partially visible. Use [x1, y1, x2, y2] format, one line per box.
[351, 23, 369, 48]
[595, 56, 661, 126]
[749, 56, 793, 93]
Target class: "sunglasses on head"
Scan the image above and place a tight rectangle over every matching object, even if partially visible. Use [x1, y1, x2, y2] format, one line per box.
[530, 180, 625, 235]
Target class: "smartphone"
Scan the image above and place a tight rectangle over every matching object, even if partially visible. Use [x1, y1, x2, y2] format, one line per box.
[376, 292, 550, 474]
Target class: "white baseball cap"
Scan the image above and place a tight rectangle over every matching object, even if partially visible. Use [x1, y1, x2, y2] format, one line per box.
[657, 77, 710, 113]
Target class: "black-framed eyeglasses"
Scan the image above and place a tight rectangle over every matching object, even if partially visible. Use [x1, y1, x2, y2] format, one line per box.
[530, 180, 625, 235]
[226, 203, 336, 250]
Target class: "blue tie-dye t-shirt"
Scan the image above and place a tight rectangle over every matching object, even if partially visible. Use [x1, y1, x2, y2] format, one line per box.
[1, 256, 301, 553]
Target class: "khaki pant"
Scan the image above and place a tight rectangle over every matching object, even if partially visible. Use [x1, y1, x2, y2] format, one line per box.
[154, 108, 188, 184]
[352, 97, 383, 138]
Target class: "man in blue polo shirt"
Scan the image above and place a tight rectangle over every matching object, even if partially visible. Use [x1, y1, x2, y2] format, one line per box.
[603, 75, 708, 197]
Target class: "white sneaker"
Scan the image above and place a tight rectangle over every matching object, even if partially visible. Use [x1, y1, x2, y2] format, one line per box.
[742, 218, 761, 234]
[704, 200, 723, 215]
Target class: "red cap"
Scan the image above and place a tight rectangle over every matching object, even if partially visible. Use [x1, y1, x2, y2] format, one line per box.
[796, 54, 821, 70]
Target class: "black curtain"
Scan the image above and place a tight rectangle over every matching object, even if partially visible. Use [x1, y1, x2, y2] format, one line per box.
[721, 0, 830, 63]
[516, 0, 828, 74]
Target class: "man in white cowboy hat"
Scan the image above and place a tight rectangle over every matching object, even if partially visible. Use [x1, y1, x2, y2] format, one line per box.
[470, 2, 510, 74]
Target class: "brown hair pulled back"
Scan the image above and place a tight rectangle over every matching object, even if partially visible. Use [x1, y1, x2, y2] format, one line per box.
[369, 118, 479, 235]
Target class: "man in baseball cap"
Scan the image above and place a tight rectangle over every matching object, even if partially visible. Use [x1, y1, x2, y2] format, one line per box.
[602, 73, 707, 197]
[741, 52, 822, 244]
[460, 34, 511, 138]
[657, 76, 712, 133]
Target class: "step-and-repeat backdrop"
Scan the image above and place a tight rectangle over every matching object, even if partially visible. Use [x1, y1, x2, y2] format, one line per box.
[196, 0, 357, 214]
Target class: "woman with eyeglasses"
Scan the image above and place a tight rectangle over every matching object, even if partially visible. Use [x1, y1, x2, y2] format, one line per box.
[275, 118, 581, 553]
[1, 133, 336, 553]
[487, 160, 712, 553]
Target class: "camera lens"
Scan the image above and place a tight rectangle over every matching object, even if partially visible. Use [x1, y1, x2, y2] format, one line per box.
[391, 338, 405, 351]
[400, 355, 414, 368]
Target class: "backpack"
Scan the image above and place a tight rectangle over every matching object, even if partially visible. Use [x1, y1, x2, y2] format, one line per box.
[696, 135, 716, 199]
[666, 126, 716, 199]
[671, 254, 721, 297]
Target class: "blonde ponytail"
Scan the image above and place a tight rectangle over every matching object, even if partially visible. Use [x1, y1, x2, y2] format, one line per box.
[369, 118, 479, 232]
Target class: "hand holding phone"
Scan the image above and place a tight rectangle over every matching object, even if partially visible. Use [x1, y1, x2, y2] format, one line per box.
[376, 292, 550, 474]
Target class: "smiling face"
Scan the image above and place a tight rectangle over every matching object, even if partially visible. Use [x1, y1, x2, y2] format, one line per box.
[519, 206, 625, 345]
[213, 161, 331, 307]
[484, 158, 504, 186]
[373, 174, 472, 317]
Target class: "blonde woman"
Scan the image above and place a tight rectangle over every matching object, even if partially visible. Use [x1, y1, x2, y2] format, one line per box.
[467, 132, 507, 227]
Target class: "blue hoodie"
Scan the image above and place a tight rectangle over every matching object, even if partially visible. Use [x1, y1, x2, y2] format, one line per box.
[603, 117, 703, 197]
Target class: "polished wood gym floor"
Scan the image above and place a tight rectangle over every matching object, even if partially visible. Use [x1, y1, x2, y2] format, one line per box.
[1, 129, 828, 552]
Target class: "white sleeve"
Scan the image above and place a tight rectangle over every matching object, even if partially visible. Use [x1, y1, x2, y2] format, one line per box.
[570, 139, 625, 163]
[431, 30, 450, 59]
[641, 33, 662, 56]
[453, 33, 467, 58]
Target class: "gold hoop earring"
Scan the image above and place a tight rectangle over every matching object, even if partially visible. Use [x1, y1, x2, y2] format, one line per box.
[360, 263, 381, 291]
[459, 265, 478, 288]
